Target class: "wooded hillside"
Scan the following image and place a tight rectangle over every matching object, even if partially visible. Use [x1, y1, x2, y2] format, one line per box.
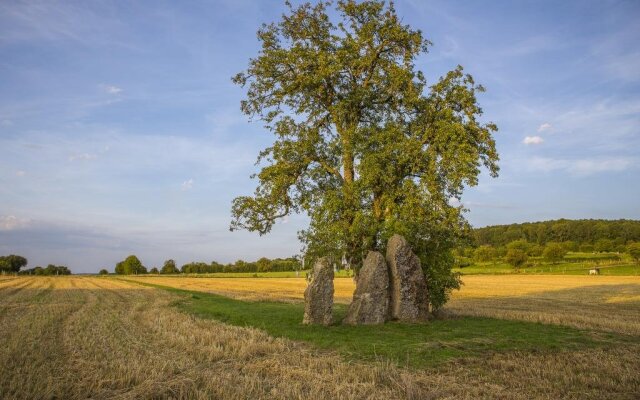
[473, 219, 640, 247]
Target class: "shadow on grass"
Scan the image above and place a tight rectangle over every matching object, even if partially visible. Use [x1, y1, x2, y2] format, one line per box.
[128, 279, 638, 368]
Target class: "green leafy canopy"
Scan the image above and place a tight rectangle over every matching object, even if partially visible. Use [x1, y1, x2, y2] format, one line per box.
[230, 0, 499, 310]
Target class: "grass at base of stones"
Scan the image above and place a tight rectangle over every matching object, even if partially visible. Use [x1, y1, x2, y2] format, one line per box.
[127, 279, 638, 369]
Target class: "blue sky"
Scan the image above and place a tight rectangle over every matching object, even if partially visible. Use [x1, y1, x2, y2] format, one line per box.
[1, 0, 638, 272]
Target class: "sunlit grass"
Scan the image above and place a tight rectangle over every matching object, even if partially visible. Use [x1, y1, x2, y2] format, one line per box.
[135, 278, 636, 368]
[127, 274, 640, 335]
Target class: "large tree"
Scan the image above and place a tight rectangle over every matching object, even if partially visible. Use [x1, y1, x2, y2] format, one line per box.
[230, 0, 498, 310]
[160, 259, 179, 274]
[115, 255, 147, 275]
[0, 255, 28, 273]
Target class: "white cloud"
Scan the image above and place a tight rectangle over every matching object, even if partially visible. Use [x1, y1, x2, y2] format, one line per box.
[1, 119, 13, 126]
[523, 136, 544, 145]
[68, 153, 96, 162]
[527, 156, 636, 176]
[100, 84, 122, 95]
[537, 123, 552, 132]
[0, 215, 31, 231]
[181, 178, 194, 191]
[15, 170, 26, 177]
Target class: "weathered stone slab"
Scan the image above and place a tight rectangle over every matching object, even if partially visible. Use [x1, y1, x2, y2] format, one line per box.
[303, 257, 334, 325]
[386, 234, 429, 321]
[343, 251, 389, 325]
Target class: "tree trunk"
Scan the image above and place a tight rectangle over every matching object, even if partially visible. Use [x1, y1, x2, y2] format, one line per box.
[340, 124, 358, 271]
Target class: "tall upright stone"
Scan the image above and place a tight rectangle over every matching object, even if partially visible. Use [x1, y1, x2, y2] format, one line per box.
[386, 234, 429, 321]
[343, 251, 389, 325]
[303, 257, 334, 325]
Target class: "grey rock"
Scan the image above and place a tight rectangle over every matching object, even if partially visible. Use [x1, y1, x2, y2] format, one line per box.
[343, 251, 389, 325]
[386, 234, 429, 321]
[303, 257, 334, 325]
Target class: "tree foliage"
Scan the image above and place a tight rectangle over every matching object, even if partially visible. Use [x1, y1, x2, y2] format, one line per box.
[161, 259, 179, 274]
[507, 240, 530, 254]
[20, 264, 71, 275]
[230, 0, 498, 310]
[543, 242, 567, 263]
[594, 239, 614, 253]
[505, 249, 528, 269]
[473, 245, 495, 262]
[629, 243, 640, 262]
[0, 254, 28, 273]
[115, 255, 147, 275]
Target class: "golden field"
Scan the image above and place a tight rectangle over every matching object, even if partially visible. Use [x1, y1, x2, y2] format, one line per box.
[127, 274, 640, 335]
[126, 276, 356, 303]
[0, 276, 426, 399]
[1, 275, 639, 399]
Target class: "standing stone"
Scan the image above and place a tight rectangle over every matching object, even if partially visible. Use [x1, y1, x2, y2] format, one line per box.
[343, 251, 389, 325]
[303, 257, 334, 325]
[386, 234, 429, 321]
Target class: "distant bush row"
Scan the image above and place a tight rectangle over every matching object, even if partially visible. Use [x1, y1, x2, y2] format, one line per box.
[109, 255, 301, 275]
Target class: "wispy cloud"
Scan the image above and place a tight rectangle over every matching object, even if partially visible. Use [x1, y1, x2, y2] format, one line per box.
[15, 170, 26, 177]
[523, 136, 544, 145]
[0, 1, 138, 50]
[101, 84, 123, 95]
[528, 156, 637, 176]
[551, 99, 640, 151]
[68, 153, 96, 162]
[0, 215, 31, 231]
[498, 35, 568, 58]
[604, 51, 640, 83]
[537, 123, 552, 132]
[591, 22, 640, 83]
[181, 178, 194, 191]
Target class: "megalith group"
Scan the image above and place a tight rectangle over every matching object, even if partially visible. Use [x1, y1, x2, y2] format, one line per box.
[303, 234, 430, 325]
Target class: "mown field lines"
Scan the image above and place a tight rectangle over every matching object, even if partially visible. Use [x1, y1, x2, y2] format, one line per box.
[1, 276, 639, 399]
[448, 275, 640, 335]
[0, 277, 463, 399]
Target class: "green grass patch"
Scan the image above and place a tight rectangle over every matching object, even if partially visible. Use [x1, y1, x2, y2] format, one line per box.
[126, 279, 637, 368]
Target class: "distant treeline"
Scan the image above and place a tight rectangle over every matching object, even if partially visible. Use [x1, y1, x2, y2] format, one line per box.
[20, 264, 71, 276]
[473, 219, 640, 248]
[112, 255, 300, 275]
[0, 254, 72, 275]
[180, 257, 299, 274]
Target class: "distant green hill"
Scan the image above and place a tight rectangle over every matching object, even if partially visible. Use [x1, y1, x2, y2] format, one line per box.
[473, 219, 640, 247]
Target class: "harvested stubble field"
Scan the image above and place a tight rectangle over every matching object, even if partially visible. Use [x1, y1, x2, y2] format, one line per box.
[1, 276, 639, 399]
[128, 274, 640, 335]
